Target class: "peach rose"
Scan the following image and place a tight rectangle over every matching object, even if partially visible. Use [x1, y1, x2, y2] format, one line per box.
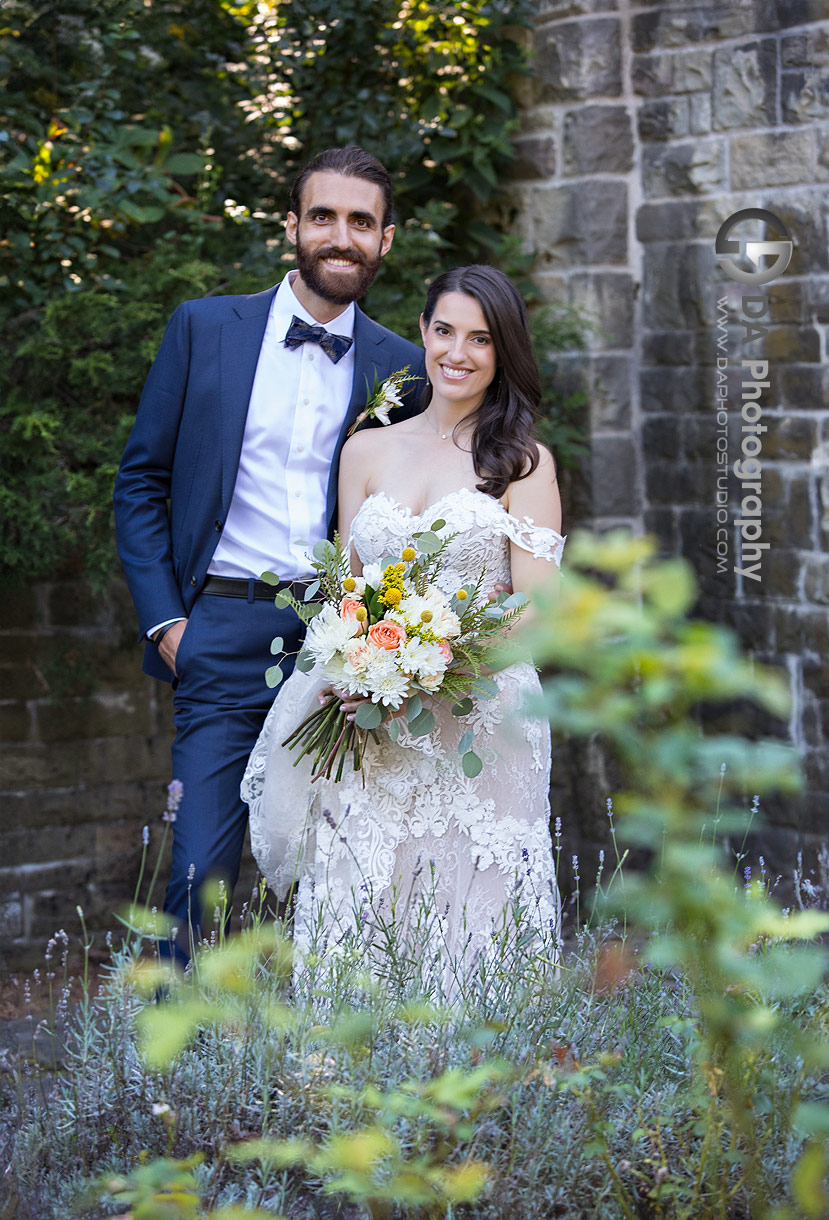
[340, 597, 362, 620]
[438, 640, 454, 664]
[368, 619, 407, 651]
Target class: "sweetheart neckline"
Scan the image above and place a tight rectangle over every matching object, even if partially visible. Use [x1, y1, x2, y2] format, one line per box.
[359, 486, 565, 540]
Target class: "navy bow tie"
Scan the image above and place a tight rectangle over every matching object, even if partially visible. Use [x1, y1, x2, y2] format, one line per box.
[284, 316, 353, 364]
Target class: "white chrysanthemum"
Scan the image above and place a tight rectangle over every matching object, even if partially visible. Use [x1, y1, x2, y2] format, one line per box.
[424, 591, 462, 639]
[304, 603, 359, 664]
[396, 593, 432, 627]
[364, 652, 410, 708]
[320, 652, 349, 688]
[399, 637, 446, 679]
[361, 562, 383, 590]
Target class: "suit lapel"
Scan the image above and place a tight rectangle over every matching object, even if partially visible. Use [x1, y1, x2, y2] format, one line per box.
[219, 286, 278, 511]
[324, 306, 389, 532]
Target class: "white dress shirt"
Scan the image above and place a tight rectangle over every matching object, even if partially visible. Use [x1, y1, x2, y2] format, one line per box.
[147, 274, 355, 637]
[210, 273, 355, 580]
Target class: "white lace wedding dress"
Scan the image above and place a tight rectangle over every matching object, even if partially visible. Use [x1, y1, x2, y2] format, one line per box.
[242, 487, 565, 980]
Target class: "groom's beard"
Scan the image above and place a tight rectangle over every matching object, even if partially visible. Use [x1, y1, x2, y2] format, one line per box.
[294, 236, 383, 304]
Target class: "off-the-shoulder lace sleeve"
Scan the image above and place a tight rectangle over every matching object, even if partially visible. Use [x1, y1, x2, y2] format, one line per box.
[501, 512, 566, 568]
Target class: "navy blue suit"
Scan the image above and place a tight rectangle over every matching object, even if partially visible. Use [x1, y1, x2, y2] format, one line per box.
[114, 283, 424, 950]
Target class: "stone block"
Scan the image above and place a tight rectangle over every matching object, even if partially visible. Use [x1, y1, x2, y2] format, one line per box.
[0, 822, 97, 869]
[95, 820, 146, 876]
[775, 607, 829, 657]
[0, 586, 41, 630]
[0, 633, 37, 667]
[781, 363, 829, 410]
[569, 272, 635, 349]
[803, 655, 829, 698]
[562, 105, 633, 173]
[781, 27, 829, 68]
[537, 0, 618, 14]
[803, 557, 829, 606]
[0, 780, 153, 832]
[643, 138, 726, 197]
[535, 18, 622, 102]
[589, 355, 632, 429]
[755, 0, 829, 34]
[636, 198, 712, 242]
[0, 702, 31, 743]
[641, 243, 714, 329]
[510, 133, 556, 181]
[761, 326, 820, 364]
[523, 180, 628, 269]
[806, 275, 829, 322]
[643, 415, 682, 460]
[731, 130, 815, 188]
[637, 98, 691, 142]
[640, 366, 709, 415]
[641, 331, 695, 366]
[782, 69, 829, 122]
[47, 581, 112, 630]
[643, 506, 680, 553]
[762, 415, 818, 460]
[0, 733, 169, 788]
[689, 92, 713, 134]
[632, 49, 713, 97]
[645, 459, 697, 505]
[587, 435, 640, 516]
[712, 40, 777, 131]
[35, 691, 153, 743]
[0, 898, 24, 940]
[632, 6, 757, 53]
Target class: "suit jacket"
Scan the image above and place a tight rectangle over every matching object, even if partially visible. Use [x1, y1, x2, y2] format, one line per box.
[113, 284, 425, 681]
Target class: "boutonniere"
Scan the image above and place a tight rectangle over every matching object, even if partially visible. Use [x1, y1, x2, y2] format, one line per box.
[347, 365, 421, 437]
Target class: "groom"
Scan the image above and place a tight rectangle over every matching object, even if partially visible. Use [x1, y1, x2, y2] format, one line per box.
[114, 145, 425, 960]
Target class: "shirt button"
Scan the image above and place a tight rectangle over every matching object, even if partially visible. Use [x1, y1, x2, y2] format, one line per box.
[303, 398, 310, 406]
[296, 444, 305, 453]
[190, 577, 197, 587]
[307, 352, 314, 362]
[294, 490, 301, 498]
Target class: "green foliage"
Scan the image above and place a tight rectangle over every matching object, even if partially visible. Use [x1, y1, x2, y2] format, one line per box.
[2, 0, 589, 584]
[7, 534, 829, 1220]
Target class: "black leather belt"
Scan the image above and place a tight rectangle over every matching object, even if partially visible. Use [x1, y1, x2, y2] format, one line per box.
[201, 576, 312, 601]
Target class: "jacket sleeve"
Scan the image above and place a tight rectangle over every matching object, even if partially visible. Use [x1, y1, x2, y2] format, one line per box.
[113, 302, 192, 638]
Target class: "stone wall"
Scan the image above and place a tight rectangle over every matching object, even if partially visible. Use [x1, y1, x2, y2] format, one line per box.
[510, 0, 829, 866]
[0, 581, 259, 972]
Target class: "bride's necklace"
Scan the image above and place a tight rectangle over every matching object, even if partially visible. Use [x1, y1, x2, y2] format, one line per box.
[424, 409, 454, 441]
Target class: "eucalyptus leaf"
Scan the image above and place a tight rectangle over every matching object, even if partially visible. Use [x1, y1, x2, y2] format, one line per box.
[296, 650, 314, 673]
[387, 717, 401, 742]
[355, 702, 383, 730]
[270, 636, 283, 655]
[408, 708, 436, 737]
[416, 532, 442, 555]
[273, 591, 291, 609]
[407, 694, 423, 721]
[260, 571, 280, 586]
[265, 665, 283, 688]
[452, 698, 474, 716]
[303, 580, 320, 601]
[312, 539, 334, 561]
[430, 518, 446, 531]
[462, 751, 483, 778]
[458, 729, 474, 755]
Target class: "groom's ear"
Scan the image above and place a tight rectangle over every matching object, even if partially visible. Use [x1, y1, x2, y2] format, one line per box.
[285, 211, 299, 247]
[380, 223, 395, 257]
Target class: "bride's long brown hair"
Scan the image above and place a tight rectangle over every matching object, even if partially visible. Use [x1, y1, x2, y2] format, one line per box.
[420, 265, 542, 498]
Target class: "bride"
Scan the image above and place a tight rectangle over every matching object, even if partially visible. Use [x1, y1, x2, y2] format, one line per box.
[242, 265, 565, 983]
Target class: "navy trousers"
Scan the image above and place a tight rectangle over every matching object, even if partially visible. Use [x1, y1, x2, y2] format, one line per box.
[163, 589, 304, 959]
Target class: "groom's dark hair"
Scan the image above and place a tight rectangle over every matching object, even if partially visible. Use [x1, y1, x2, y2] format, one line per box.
[290, 146, 395, 229]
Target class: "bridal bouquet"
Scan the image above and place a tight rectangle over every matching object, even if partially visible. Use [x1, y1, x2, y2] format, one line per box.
[263, 524, 527, 782]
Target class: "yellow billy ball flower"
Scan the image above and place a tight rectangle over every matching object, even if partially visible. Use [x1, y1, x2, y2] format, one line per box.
[356, 607, 368, 622]
[420, 609, 433, 623]
[385, 588, 402, 606]
[456, 589, 468, 601]
[343, 577, 356, 592]
[401, 546, 416, 562]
